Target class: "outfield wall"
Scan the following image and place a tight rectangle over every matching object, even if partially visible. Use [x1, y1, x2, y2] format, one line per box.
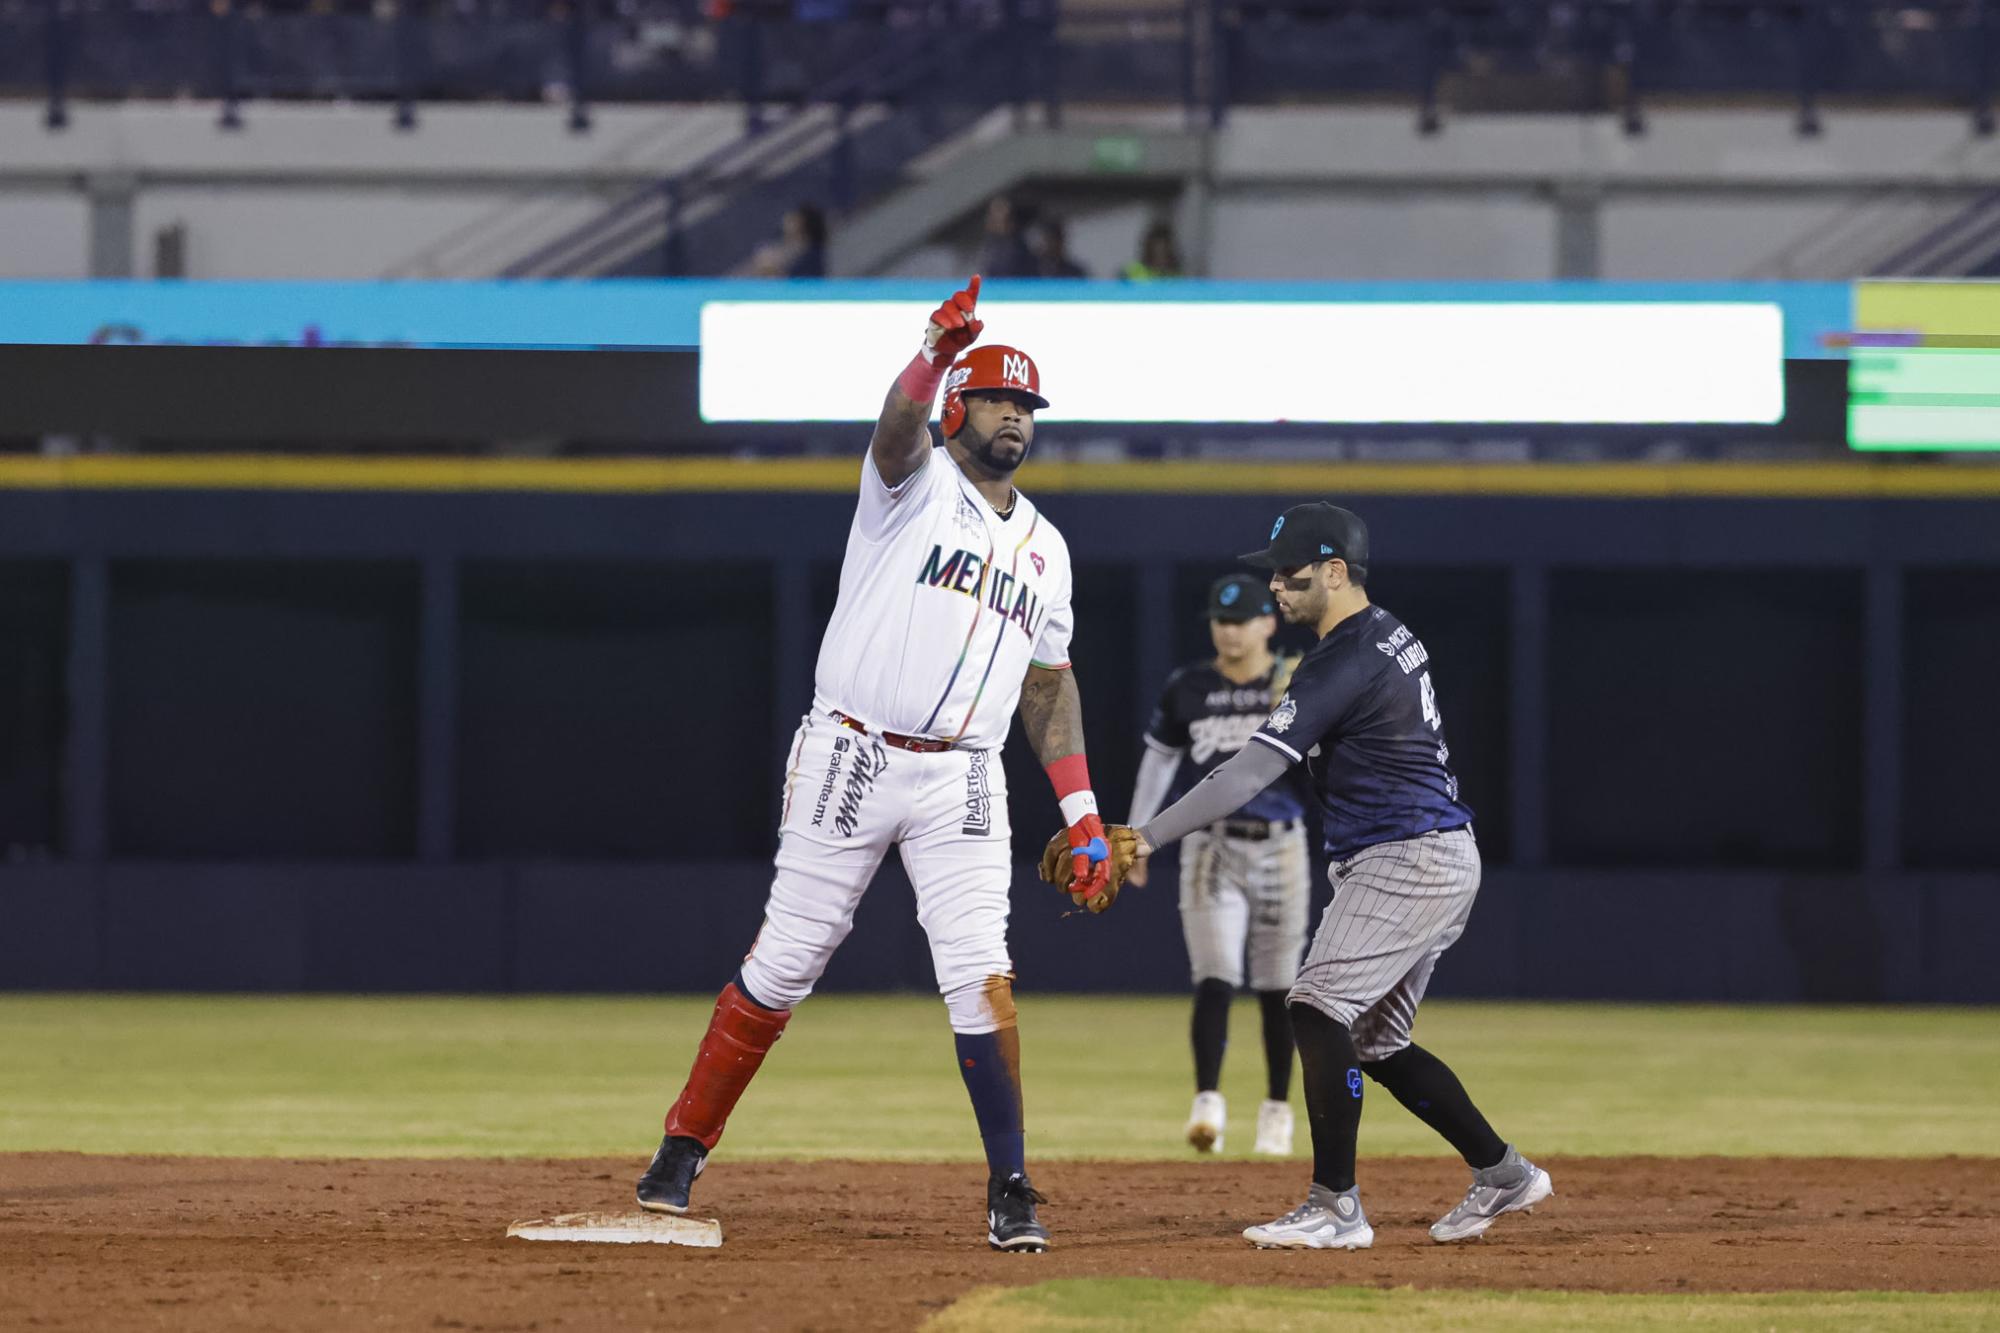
[0, 476, 1995, 1000]
[3, 861, 1997, 1004]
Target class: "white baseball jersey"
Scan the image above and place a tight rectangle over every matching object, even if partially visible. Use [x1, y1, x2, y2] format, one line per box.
[812, 446, 1074, 750]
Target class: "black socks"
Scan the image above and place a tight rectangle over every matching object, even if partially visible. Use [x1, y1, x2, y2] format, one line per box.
[1292, 1001, 1508, 1191]
[1191, 978, 1232, 1091]
[1360, 1042, 1507, 1170]
[1257, 989, 1294, 1101]
[1197, 981, 1299, 1103]
[1289, 1002, 1362, 1192]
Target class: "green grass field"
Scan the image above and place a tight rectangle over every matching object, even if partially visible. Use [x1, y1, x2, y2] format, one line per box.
[926, 1282, 2000, 1332]
[8, 993, 1998, 1330]
[2, 993, 1997, 1159]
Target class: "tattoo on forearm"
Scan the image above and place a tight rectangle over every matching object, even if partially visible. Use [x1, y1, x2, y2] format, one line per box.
[1019, 666, 1085, 765]
[877, 383, 927, 435]
[869, 384, 933, 480]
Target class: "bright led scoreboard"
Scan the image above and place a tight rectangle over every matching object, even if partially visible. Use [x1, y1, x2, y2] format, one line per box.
[1848, 281, 2000, 452]
[700, 299, 1787, 424]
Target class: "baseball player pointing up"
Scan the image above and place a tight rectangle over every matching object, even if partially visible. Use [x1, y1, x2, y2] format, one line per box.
[637, 277, 1111, 1253]
[1119, 503, 1552, 1250]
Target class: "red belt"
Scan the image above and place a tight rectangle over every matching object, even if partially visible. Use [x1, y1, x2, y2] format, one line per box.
[832, 711, 955, 753]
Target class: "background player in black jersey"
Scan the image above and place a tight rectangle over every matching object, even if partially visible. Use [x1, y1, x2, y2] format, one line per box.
[1126, 575, 1309, 1158]
[1132, 502, 1551, 1251]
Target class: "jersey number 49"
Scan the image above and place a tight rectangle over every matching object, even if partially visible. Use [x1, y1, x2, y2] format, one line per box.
[1419, 671, 1442, 731]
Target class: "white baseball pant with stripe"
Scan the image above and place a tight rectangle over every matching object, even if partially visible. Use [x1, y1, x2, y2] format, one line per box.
[738, 710, 1015, 1033]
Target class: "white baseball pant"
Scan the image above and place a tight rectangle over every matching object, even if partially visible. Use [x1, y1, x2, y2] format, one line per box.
[737, 711, 1016, 1033]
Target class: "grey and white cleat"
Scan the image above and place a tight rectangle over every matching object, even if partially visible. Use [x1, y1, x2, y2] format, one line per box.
[1430, 1145, 1553, 1243]
[1243, 1183, 1374, 1250]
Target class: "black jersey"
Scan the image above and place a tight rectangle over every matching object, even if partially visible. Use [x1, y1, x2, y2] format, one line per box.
[1145, 661, 1307, 824]
[1250, 604, 1473, 860]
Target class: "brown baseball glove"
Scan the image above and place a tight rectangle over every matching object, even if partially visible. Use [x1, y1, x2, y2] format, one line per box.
[1036, 824, 1144, 914]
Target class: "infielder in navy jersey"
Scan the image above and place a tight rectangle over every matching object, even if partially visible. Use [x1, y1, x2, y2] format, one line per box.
[1127, 575, 1310, 1158]
[1132, 502, 1553, 1250]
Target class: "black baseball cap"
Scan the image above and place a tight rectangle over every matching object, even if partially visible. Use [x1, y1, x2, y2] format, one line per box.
[1238, 502, 1370, 581]
[1206, 574, 1275, 622]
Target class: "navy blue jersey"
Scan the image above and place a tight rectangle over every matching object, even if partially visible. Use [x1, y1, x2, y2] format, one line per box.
[1250, 604, 1473, 860]
[1146, 661, 1306, 824]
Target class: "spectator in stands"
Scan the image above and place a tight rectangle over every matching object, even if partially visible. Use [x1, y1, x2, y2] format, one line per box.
[1031, 216, 1090, 279]
[975, 195, 1039, 278]
[749, 203, 828, 278]
[1122, 219, 1184, 281]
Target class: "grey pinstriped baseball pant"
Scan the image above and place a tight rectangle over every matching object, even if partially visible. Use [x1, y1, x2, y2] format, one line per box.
[1287, 825, 1480, 1062]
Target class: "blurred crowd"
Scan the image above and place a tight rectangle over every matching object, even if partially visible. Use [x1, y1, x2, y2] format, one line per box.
[750, 193, 1186, 280]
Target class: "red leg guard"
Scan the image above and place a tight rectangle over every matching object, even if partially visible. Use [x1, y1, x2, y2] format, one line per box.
[663, 982, 792, 1150]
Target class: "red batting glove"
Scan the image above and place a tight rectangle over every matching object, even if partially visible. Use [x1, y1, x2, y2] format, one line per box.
[1067, 812, 1111, 904]
[924, 274, 983, 364]
[898, 275, 985, 403]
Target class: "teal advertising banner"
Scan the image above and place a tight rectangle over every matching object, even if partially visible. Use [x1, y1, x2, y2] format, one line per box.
[0, 279, 1850, 361]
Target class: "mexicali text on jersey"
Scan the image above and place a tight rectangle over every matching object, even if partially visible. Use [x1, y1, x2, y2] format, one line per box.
[812, 447, 1074, 750]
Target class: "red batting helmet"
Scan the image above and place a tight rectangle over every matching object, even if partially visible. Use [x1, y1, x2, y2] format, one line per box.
[940, 344, 1050, 437]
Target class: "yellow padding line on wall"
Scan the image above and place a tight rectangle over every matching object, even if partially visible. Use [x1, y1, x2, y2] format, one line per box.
[1, 455, 1999, 498]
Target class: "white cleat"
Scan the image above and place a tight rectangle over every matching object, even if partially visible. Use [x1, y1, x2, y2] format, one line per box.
[1244, 1184, 1374, 1250]
[1252, 1100, 1294, 1156]
[1430, 1145, 1554, 1243]
[1185, 1090, 1226, 1154]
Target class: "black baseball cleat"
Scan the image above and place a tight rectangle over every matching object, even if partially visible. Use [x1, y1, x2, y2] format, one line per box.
[636, 1134, 708, 1215]
[987, 1172, 1051, 1252]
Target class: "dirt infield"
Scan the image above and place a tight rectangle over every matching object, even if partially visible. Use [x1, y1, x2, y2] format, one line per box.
[5, 1154, 1997, 1331]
